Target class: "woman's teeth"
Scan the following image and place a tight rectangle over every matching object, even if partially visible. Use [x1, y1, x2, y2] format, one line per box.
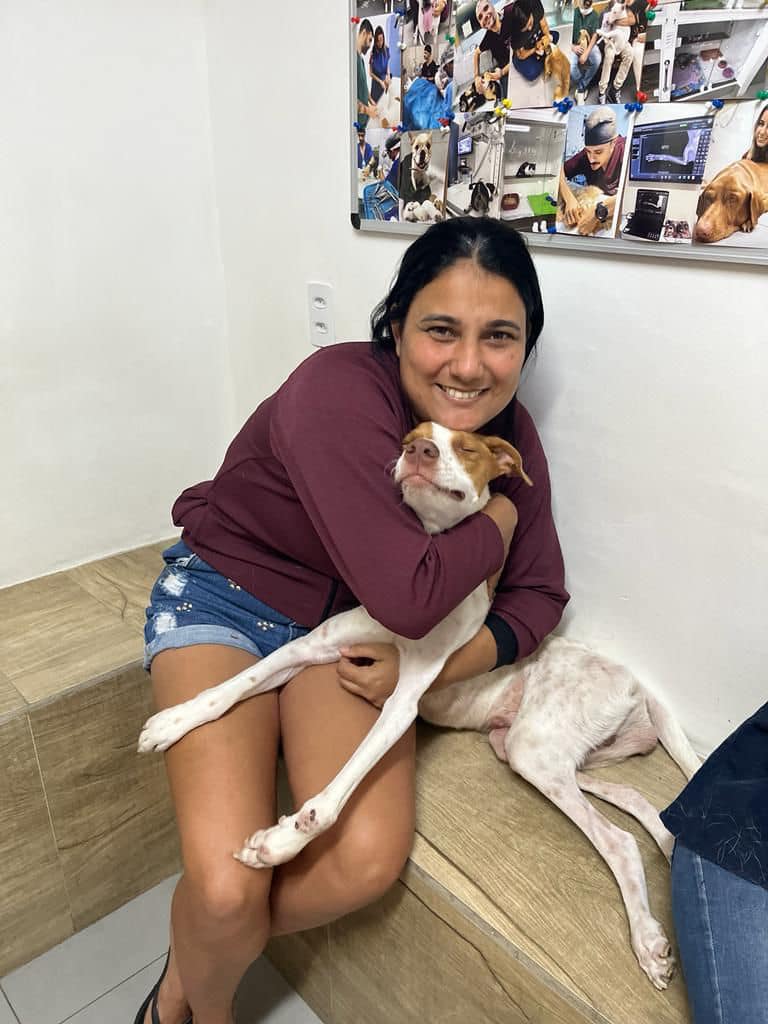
[439, 385, 484, 400]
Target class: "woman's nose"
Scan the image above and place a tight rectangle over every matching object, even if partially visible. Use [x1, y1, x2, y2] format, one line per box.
[450, 340, 483, 380]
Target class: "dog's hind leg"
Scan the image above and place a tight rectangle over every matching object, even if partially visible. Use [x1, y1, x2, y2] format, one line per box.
[576, 773, 674, 861]
[644, 692, 701, 780]
[505, 734, 675, 989]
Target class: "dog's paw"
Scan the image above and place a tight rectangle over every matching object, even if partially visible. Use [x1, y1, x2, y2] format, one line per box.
[137, 708, 191, 753]
[235, 797, 337, 868]
[633, 918, 676, 989]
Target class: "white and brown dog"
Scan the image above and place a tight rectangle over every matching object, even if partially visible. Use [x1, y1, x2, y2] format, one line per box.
[399, 131, 443, 219]
[139, 422, 699, 989]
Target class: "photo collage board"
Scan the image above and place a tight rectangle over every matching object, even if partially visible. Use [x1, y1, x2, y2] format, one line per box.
[352, 0, 768, 253]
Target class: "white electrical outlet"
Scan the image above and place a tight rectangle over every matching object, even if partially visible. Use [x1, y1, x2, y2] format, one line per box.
[307, 281, 336, 347]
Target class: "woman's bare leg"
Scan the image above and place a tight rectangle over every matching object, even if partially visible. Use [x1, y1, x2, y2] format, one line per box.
[270, 661, 416, 934]
[147, 653, 416, 1022]
[148, 645, 279, 1024]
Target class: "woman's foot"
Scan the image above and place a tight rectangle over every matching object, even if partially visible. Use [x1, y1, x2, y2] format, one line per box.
[137, 948, 192, 1024]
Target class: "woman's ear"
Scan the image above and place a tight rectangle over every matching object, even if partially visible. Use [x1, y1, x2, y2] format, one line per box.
[391, 321, 402, 356]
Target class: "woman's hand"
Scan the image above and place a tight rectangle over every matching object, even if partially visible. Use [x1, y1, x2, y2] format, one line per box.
[337, 643, 400, 709]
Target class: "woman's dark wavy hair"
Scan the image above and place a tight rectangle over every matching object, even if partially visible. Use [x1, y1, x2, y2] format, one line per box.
[370, 217, 544, 363]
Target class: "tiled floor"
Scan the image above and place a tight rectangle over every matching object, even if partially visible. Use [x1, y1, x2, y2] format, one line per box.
[0, 877, 322, 1024]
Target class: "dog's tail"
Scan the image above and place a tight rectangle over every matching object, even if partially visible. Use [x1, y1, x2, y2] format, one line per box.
[646, 691, 701, 780]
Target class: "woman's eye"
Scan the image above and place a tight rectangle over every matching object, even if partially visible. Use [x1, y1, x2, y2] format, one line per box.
[429, 326, 455, 339]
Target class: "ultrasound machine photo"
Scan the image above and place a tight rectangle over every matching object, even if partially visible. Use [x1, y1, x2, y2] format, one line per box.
[622, 115, 714, 242]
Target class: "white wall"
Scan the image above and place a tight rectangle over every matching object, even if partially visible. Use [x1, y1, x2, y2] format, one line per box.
[1, 2, 764, 750]
[0, 2, 233, 586]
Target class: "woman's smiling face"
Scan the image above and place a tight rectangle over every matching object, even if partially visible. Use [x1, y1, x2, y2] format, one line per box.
[393, 260, 528, 434]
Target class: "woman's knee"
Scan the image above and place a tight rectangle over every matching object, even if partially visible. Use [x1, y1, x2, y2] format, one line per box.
[319, 816, 415, 911]
[180, 863, 273, 939]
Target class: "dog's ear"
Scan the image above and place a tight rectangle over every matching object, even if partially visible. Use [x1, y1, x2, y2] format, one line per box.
[695, 189, 710, 217]
[748, 190, 766, 232]
[482, 437, 533, 486]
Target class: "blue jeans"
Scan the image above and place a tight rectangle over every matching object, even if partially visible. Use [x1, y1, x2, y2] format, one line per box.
[569, 46, 601, 92]
[671, 842, 768, 1023]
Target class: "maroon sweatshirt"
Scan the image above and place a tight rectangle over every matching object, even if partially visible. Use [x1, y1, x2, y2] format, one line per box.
[173, 342, 568, 654]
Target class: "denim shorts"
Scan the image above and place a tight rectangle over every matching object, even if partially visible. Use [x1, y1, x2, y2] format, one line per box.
[143, 540, 310, 671]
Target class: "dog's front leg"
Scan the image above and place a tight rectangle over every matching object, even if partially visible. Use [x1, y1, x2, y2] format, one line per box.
[137, 609, 388, 753]
[235, 657, 442, 868]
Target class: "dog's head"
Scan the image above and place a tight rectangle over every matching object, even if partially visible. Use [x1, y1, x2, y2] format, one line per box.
[410, 132, 433, 171]
[394, 422, 531, 534]
[694, 162, 765, 242]
[469, 180, 496, 213]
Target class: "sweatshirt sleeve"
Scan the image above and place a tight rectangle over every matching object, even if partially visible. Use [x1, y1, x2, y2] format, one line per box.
[488, 403, 569, 659]
[269, 348, 505, 639]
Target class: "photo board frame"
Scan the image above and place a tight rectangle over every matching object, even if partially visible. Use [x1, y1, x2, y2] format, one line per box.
[349, 0, 768, 266]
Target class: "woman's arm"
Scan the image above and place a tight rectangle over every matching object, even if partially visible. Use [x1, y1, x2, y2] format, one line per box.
[270, 350, 508, 639]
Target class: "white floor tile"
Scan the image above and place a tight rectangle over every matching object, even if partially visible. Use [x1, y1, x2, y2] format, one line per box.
[0, 989, 19, 1024]
[1, 876, 178, 1024]
[62, 957, 164, 1024]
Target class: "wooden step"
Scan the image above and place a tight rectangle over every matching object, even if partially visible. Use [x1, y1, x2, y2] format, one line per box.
[1, 543, 691, 1023]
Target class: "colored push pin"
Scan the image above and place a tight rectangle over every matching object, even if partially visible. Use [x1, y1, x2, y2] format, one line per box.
[397, 123, 405, 133]
[502, 98, 513, 109]
[636, 90, 647, 103]
[648, 0, 658, 7]
[711, 98, 725, 110]
[546, 194, 558, 206]
[353, 121, 361, 130]
[351, 16, 360, 24]
[445, 33, 456, 44]
[757, 90, 768, 100]
[494, 105, 504, 117]
[547, 224, 558, 234]
[398, 41, 407, 49]
[647, 10, 656, 21]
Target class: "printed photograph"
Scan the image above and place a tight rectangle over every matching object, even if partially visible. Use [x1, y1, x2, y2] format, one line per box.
[618, 103, 714, 244]
[355, 14, 403, 133]
[692, 99, 768, 247]
[445, 113, 505, 217]
[357, 126, 402, 222]
[402, 0, 452, 49]
[641, 11, 768, 102]
[401, 41, 455, 129]
[557, 103, 633, 236]
[453, 0, 571, 110]
[398, 128, 450, 221]
[500, 109, 567, 232]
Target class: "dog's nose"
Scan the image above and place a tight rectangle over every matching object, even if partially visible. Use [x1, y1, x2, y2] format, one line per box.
[405, 438, 440, 462]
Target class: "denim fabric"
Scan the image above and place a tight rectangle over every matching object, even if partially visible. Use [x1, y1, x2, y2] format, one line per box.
[143, 540, 310, 670]
[569, 46, 601, 92]
[671, 842, 768, 1024]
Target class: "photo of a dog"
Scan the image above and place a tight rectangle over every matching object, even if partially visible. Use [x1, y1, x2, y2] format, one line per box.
[398, 130, 448, 221]
[693, 99, 768, 246]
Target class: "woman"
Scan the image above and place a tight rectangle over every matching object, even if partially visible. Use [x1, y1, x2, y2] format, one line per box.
[744, 103, 768, 162]
[137, 217, 568, 1024]
[368, 25, 391, 106]
[662, 701, 768, 1024]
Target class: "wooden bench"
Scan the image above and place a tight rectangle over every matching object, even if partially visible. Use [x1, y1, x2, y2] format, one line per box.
[0, 542, 691, 1022]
